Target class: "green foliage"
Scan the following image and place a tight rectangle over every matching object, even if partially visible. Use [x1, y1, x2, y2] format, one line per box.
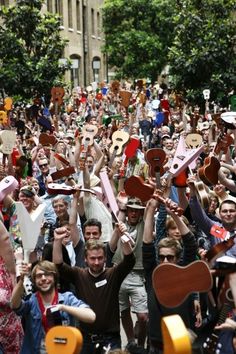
[168, 0, 236, 103]
[102, 0, 176, 82]
[102, 0, 236, 104]
[0, 0, 69, 101]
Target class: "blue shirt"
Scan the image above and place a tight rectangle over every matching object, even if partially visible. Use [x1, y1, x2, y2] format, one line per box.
[15, 291, 89, 354]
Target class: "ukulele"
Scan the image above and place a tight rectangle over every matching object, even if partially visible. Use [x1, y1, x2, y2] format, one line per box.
[205, 230, 235, 267]
[79, 124, 98, 170]
[47, 183, 96, 196]
[152, 260, 213, 308]
[39, 133, 58, 147]
[198, 155, 220, 186]
[0, 111, 8, 125]
[0, 130, 17, 154]
[185, 108, 203, 148]
[45, 326, 83, 354]
[109, 130, 130, 157]
[119, 136, 140, 178]
[51, 87, 65, 116]
[119, 90, 132, 117]
[124, 175, 183, 216]
[0, 175, 19, 202]
[145, 148, 166, 188]
[162, 315, 191, 354]
[51, 153, 76, 181]
[202, 302, 234, 354]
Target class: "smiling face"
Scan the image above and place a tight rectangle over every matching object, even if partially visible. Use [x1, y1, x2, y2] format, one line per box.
[34, 269, 55, 294]
[127, 207, 143, 226]
[219, 202, 236, 230]
[53, 199, 68, 220]
[18, 192, 34, 212]
[85, 248, 106, 275]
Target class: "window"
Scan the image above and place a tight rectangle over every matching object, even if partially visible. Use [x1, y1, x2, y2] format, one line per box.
[76, 0, 81, 31]
[55, 0, 63, 25]
[68, 0, 72, 28]
[97, 11, 100, 37]
[47, 0, 53, 12]
[91, 8, 95, 36]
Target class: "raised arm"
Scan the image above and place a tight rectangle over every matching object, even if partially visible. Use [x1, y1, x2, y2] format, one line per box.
[143, 198, 158, 244]
[0, 218, 16, 278]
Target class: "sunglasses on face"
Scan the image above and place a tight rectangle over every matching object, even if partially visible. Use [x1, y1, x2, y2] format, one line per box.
[39, 163, 48, 168]
[158, 254, 176, 262]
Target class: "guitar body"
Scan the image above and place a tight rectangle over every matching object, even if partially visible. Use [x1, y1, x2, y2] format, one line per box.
[119, 90, 132, 108]
[0, 130, 16, 154]
[162, 315, 191, 354]
[198, 156, 220, 186]
[109, 130, 130, 156]
[51, 87, 65, 107]
[185, 133, 203, 148]
[194, 180, 209, 209]
[124, 175, 154, 203]
[81, 124, 98, 146]
[39, 133, 57, 147]
[152, 261, 212, 308]
[172, 169, 188, 188]
[124, 137, 140, 159]
[0, 176, 19, 202]
[45, 326, 83, 354]
[205, 237, 235, 266]
[145, 148, 166, 178]
[51, 167, 76, 181]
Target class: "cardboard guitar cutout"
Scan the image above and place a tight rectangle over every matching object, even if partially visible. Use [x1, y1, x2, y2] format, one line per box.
[0, 130, 16, 154]
[162, 315, 191, 354]
[152, 260, 212, 308]
[99, 170, 119, 222]
[45, 326, 83, 354]
[169, 135, 204, 177]
[15, 202, 45, 294]
[15, 202, 46, 254]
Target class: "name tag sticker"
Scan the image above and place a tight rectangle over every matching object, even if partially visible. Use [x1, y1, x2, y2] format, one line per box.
[95, 279, 107, 288]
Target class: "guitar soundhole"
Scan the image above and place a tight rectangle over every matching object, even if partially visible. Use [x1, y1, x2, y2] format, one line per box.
[5, 179, 9, 183]
[173, 164, 178, 169]
[53, 337, 67, 344]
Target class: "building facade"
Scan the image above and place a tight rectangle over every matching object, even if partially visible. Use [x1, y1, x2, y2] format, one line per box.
[2, 0, 109, 88]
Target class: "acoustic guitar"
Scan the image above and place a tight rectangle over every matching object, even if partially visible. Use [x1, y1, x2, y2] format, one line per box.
[45, 326, 83, 354]
[198, 155, 220, 186]
[152, 260, 213, 308]
[39, 133, 57, 147]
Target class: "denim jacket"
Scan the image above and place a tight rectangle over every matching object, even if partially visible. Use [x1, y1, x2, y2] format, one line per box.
[15, 291, 89, 354]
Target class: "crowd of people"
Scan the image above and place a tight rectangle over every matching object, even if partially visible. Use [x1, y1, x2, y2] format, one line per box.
[0, 79, 236, 354]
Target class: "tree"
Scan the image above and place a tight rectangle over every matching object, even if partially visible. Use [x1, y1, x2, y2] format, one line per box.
[102, 0, 176, 82]
[168, 0, 236, 104]
[0, 0, 69, 101]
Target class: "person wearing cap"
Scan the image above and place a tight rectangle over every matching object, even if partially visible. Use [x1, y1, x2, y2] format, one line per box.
[112, 196, 148, 353]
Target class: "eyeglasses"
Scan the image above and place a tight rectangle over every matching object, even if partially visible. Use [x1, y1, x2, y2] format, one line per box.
[159, 254, 176, 262]
[39, 163, 48, 168]
[35, 271, 55, 280]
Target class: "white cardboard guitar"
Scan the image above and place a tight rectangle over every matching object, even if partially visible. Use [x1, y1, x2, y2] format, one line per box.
[0, 130, 16, 154]
[15, 202, 46, 294]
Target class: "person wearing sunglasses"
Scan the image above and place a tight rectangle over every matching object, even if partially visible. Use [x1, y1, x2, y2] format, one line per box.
[37, 157, 50, 196]
[143, 198, 200, 354]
